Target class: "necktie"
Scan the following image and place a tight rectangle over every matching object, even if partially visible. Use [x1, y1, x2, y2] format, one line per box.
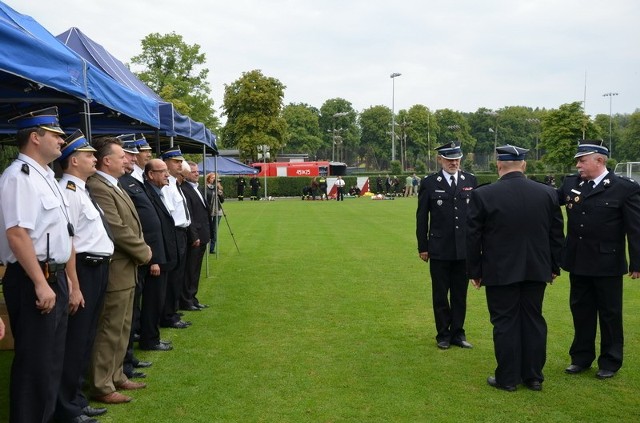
[583, 180, 595, 195]
[450, 175, 457, 193]
[86, 186, 114, 241]
[177, 182, 191, 222]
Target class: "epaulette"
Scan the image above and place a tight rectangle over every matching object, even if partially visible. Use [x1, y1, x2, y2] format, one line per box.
[619, 176, 639, 185]
[474, 182, 491, 190]
[21, 164, 29, 175]
[66, 180, 76, 191]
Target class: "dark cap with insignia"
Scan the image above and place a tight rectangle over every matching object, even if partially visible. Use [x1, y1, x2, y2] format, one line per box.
[496, 144, 529, 161]
[161, 147, 184, 161]
[8, 106, 65, 135]
[574, 139, 609, 158]
[57, 130, 96, 161]
[118, 133, 150, 151]
[435, 141, 463, 159]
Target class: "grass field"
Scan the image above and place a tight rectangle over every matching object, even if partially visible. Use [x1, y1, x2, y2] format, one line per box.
[1, 196, 640, 422]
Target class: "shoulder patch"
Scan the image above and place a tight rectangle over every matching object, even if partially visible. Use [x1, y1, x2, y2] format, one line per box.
[21, 163, 29, 175]
[66, 180, 77, 191]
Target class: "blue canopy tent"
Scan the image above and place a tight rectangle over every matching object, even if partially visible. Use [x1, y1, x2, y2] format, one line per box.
[57, 27, 217, 154]
[198, 156, 258, 175]
[0, 1, 160, 139]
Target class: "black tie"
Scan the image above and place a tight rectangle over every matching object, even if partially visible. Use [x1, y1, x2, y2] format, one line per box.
[177, 182, 191, 221]
[86, 186, 114, 241]
[450, 175, 457, 193]
[583, 180, 595, 195]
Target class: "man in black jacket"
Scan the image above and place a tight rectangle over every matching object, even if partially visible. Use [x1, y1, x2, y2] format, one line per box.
[467, 144, 564, 392]
[558, 140, 640, 379]
[416, 141, 477, 350]
[180, 161, 211, 311]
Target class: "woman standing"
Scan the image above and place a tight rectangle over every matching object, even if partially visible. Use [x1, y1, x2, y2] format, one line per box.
[203, 173, 224, 254]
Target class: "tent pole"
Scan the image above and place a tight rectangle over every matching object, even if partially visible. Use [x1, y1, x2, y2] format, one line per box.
[203, 145, 211, 277]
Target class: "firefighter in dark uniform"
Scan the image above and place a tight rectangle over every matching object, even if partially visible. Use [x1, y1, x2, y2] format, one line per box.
[467, 144, 564, 392]
[416, 141, 477, 350]
[558, 139, 640, 380]
[250, 174, 261, 200]
[236, 175, 246, 201]
[0, 107, 73, 423]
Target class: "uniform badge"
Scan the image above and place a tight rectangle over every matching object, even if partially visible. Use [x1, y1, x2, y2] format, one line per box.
[574, 196, 580, 203]
[460, 174, 466, 180]
[566, 195, 571, 202]
[437, 200, 443, 206]
[436, 176, 442, 182]
[21, 163, 29, 174]
[66, 180, 77, 191]
[568, 203, 573, 209]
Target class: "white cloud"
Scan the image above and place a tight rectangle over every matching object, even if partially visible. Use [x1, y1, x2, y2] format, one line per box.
[3, 0, 639, 118]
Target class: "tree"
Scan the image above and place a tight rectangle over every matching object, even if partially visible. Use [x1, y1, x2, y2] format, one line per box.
[319, 99, 359, 164]
[359, 105, 392, 170]
[131, 32, 219, 130]
[282, 103, 323, 158]
[616, 111, 640, 161]
[222, 69, 287, 161]
[540, 102, 601, 172]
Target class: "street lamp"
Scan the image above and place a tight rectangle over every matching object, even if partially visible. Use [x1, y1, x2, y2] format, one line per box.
[525, 118, 541, 160]
[331, 112, 348, 162]
[603, 92, 618, 157]
[258, 145, 270, 198]
[390, 72, 401, 162]
[484, 111, 499, 160]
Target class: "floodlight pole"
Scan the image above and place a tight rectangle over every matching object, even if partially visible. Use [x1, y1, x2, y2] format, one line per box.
[603, 92, 618, 157]
[390, 72, 401, 162]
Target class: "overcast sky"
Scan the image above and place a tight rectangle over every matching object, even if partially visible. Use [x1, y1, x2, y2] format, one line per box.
[5, 0, 639, 119]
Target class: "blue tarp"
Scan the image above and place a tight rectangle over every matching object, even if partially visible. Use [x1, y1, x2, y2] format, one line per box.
[0, 1, 160, 135]
[57, 27, 217, 152]
[198, 156, 258, 175]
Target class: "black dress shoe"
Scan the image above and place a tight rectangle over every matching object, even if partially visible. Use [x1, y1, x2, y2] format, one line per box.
[130, 371, 147, 378]
[140, 342, 174, 351]
[70, 415, 98, 423]
[524, 379, 542, 391]
[162, 321, 189, 329]
[596, 369, 616, 379]
[451, 340, 473, 349]
[565, 364, 589, 374]
[134, 360, 153, 368]
[437, 340, 450, 350]
[181, 305, 201, 311]
[487, 376, 516, 392]
[81, 406, 107, 417]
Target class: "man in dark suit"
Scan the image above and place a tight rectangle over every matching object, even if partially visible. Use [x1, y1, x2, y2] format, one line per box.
[558, 139, 640, 379]
[180, 161, 211, 311]
[139, 159, 179, 349]
[467, 144, 564, 392]
[416, 141, 477, 349]
[86, 137, 151, 404]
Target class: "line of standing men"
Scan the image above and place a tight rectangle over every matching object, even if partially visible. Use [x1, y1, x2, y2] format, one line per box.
[417, 138, 640, 392]
[0, 107, 214, 423]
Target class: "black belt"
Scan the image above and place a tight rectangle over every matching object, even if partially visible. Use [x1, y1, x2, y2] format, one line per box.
[39, 261, 66, 273]
[77, 253, 112, 266]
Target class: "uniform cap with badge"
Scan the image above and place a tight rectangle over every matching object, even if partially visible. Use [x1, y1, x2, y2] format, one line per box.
[435, 141, 463, 160]
[496, 144, 529, 161]
[161, 147, 184, 161]
[8, 106, 66, 135]
[57, 130, 96, 162]
[117, 133, 149, 151]
[574, 139, 609, 158]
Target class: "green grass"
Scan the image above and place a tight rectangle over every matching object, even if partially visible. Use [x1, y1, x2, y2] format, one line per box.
[2, 197, 640, 422]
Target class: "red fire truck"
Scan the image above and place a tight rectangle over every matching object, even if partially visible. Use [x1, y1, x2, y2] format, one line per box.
[251, 161, 347, 177]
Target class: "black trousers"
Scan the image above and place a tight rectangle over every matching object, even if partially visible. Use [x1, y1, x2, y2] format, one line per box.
[569, 273, 623, 371]
[181, 243, 207, 308]
[3, 263, 68, 423]
[124, 265, 144, 376]
[336, 187, 344, 201]
[485, 281, 547, 387]
[161, 228, 187, 326]
[429, 259, 468, 343]
[55, 257, 109, 421]
[139, 266, 168, 348]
